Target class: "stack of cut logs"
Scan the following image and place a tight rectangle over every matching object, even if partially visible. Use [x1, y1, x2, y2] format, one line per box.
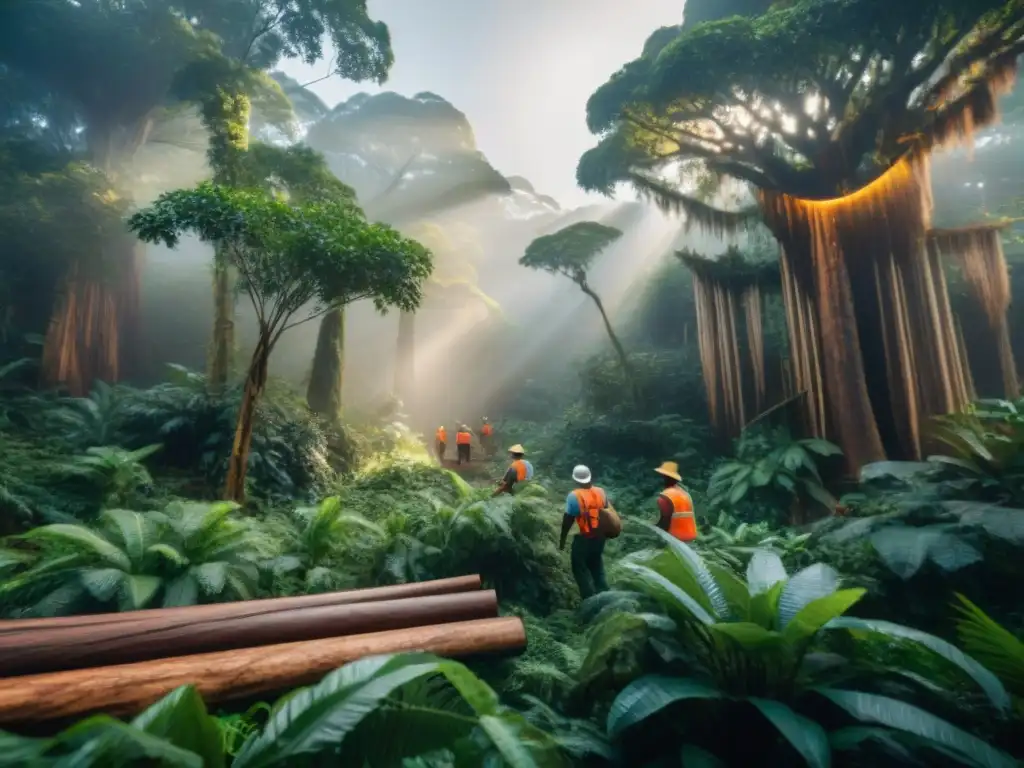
[0, 574, 525, 726]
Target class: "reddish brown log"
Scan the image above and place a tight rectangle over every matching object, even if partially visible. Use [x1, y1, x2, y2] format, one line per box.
[0, 616, 526, 724]
[0, 590, 498, 677]
[0, 575, 482, 635]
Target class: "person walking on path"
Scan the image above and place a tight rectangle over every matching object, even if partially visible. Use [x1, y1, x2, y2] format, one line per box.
[455, 425, 473, 465]
[560, 464, 611, 600]
[493, 444, 533, 495]
[434, 426, 447, 462]
[654, 461, 697, 541]
[480, 418, 495, 456]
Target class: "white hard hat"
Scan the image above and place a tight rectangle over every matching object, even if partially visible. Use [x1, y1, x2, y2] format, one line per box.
[572, 465, 592, 484]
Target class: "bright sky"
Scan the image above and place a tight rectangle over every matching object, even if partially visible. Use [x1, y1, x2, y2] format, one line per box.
[278, 0, 684, 209]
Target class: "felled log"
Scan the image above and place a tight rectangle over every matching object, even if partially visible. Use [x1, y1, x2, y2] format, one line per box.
[0, 574, 482, 635]
[0, 616, 526, 724]
[0, 590, 498, 677]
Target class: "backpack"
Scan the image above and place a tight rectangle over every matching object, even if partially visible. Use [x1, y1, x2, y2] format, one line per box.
[598, 505, 622, 539]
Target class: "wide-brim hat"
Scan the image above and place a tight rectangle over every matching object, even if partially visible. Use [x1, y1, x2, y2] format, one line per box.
[508, 444, 525, 455]
[654, 461, 682, 482]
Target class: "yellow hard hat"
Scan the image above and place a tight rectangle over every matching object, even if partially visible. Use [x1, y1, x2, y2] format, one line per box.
[654, 461, 682, 482]
[508, 444, 525, 455]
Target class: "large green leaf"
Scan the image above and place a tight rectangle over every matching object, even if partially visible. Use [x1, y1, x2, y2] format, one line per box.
[644, 523, 729, 619]
[747, 550, 787, 596]
[946, 503, 1024, 545]
[816, 688, 1015, 768]
[869, 526, 981, 580]
[709, 622, 784, 650]
[749, 698, 830, 768]
[607, 676, 723, 736]
[777, 564, 840, 630]
[101, 509, 156, 564]
[954, 594, 1024, 694]
[782, 589, 865, 646]
[620, 563, 715, 625]
[47, 714, 205, 767]
[824, 617, 1011, 712]
[478, 712, 566, 768]
[705, 562, 751, 618]
[130, 685, 225, 768]
[23, 525, 131, 571]
[233, 654, 443, 767]
[119, 574, 162, 611]
[80, 568, 125, 603]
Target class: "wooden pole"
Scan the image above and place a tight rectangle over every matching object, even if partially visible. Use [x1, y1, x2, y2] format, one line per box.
[0, 575, 483, 635]
[0, 590, 498, 677]
[0, 616, 526, 724]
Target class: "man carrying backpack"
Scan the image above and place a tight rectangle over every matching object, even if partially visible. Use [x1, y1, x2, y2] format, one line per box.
[560, 464, 614, 600]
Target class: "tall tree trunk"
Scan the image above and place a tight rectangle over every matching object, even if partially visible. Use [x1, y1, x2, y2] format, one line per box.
[759, 155, 970, 472]
[307, 308, 345, 421]
[581, 284, 639, 402]
[394, 310, 415, 409]
[201, 89, 250, 392]
[224, 332, 271, 503]
[41, 117, 150, 394]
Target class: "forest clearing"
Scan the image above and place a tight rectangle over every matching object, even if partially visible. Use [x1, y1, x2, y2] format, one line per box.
[2, 0, 1024, 765]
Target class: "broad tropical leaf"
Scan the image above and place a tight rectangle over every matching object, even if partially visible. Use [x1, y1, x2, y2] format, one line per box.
[817, 688, 1015, 768]
[607, 676, 723, 736]
[749, 697, 830, 768]
[746, 550, 787, 596]
[824, 618, 1010, 711]
[233, 655, 443, 767]
[776, 564, 840, 629]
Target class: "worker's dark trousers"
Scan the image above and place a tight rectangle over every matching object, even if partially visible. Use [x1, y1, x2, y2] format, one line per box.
[436, 441, 446, 461]
[571, 535, 608, 600]
[457, 444, 471, 464]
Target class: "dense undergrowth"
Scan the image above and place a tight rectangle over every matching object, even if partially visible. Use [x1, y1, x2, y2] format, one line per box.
[1, 352, 1024, 766]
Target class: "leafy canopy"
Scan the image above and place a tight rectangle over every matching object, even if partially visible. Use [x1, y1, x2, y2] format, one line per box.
[578, 0, 1024, 200]
[176, 0, 394, 81]
[127, 182, 432, 332]
[520, 221, 623, 285]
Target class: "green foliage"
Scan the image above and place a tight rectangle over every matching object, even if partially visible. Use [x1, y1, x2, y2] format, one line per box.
[60, 444, 162, 509]
[521, 222, 623, 286]
[593, 526, 1014, 765]
[0, 501, 266, 616]
[579, 0, 1022, 205]
[38, 370, 334, 501]
[708, 428, 841, 525]
[0, 653, 572, 766]
[128, 182, 433, 320]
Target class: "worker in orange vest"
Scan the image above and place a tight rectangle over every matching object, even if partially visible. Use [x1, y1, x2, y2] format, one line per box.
[455, 425, 473, 465]
[493, 444, 533, 496]
[654, 461, 697, 541]
[560, 464, 611, 599]
[435, 426, 447, 462]
[480, 417, 495, 456]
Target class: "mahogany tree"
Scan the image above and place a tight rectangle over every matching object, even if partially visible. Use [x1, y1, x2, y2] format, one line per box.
[128, 182, 431, 502]
[578, 0, 1024, 471]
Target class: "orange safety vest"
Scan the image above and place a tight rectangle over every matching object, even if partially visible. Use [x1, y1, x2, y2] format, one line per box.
[661, 485, 697, 541]
[573, 486, 607, 537]
[436, 427, 446, 443]
[482, 424, 494, 437]
[510, 459, 528, 482]
[456, 431, 472, 445]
